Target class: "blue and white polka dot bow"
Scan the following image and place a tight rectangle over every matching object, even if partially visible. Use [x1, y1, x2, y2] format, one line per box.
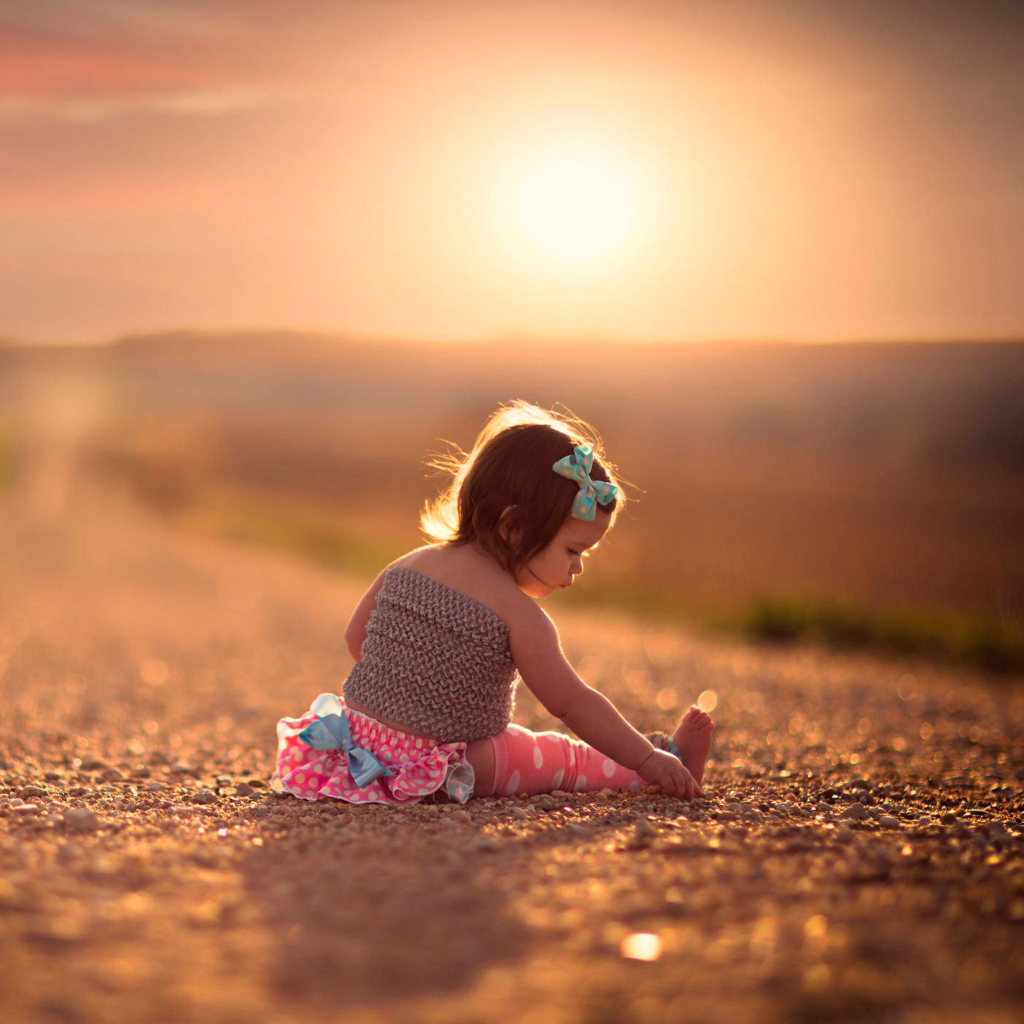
[297, 693, 395, 788]
[552, 443, 618, 521]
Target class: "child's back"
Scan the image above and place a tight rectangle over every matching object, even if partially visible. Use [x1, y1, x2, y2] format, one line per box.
[342, 546, 526, 743]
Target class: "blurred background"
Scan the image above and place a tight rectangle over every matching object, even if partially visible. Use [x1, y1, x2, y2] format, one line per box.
[1, 0, 1022, 671]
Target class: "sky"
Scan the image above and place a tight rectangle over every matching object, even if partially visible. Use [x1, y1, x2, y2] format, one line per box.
[1, 0, 1022, 345]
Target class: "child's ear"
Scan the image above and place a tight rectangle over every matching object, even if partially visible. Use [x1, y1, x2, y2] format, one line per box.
[498, 505, 523, 545]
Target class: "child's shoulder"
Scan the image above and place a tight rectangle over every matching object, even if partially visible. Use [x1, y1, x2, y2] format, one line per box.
[386, 543, 543, 633]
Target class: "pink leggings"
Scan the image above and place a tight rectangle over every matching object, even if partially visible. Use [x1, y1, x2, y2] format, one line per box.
[486, 724, 647, 796]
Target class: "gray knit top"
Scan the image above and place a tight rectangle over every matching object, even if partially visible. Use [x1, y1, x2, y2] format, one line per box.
[342, 565, 519, 742]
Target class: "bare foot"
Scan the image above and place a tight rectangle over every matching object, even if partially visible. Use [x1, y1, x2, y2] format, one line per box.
[672, 706, 715, 784]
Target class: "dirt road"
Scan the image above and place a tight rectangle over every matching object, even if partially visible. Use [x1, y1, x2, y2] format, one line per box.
[1, 457, 1022, 1023]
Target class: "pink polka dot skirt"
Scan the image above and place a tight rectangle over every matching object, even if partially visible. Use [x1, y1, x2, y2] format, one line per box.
[271, 693, 476, 806]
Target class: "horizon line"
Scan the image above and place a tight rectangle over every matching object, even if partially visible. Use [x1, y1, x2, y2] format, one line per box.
[3, 326, 1023, 350]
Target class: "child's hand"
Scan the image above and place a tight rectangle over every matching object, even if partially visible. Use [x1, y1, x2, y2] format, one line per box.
[637, 749, 703, 800]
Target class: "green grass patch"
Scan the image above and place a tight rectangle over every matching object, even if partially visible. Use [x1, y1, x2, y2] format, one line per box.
[742, 593, 1024, 673]
[554, 580, 1024, 677]
[182, 492, 405, 580]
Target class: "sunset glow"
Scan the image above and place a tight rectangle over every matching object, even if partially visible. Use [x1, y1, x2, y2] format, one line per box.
[0, 1, 1021, 344]
[509, 144, 643, 271]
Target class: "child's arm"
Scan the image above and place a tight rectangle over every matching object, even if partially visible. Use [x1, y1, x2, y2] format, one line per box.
[343, 567, 390, 661]
[509, 604, 656, 772]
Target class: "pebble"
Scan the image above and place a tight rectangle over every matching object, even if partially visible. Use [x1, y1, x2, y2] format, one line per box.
[101, 768, 124, 782]
[635, 818, 657, 838]
[64, 807, 102, 832]
[19, 785, 47, 799]
[12, 803, 41, 815]
[878, 815, 900, 829]
[448, 810, 472, 825]
[235, 783, 255, 797]
[510, 807, 529, 820]
[773, 802, 791, 815]
[146, 781, 167, 791]
[841, 803, 869, 821]
[191, 789, 217, 805]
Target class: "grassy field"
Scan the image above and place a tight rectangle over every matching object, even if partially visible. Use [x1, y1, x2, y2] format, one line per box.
[4, 330, 1004, 674]
[3, 333, 1023, 670]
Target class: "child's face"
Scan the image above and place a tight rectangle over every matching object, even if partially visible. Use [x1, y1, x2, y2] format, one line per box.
[514, 514, 610, 598]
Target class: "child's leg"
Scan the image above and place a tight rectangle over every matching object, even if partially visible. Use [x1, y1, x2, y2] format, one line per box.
[488, 724, 647, 796]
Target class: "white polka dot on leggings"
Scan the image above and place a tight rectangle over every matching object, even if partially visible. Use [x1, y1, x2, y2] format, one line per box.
[533, 746, 544, 769]
[552, 769, 564, 789]
[574, 774, 588, 791]
[602, 758, 616, 777]
[507, 770, 521, 795]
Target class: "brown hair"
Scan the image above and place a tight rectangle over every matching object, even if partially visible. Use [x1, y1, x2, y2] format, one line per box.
[420, 400, 627, 576]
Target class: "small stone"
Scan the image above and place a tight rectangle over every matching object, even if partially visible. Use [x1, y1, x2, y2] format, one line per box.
[635, 818, 657, 837]
[510, 807, 529, 820]
[19, 785, 47, 799]
[81, 758, 108, 771]
[101, 768, 124, 782]
[191, 789, 217, 805]
[841, 803, 869, 821]
[42, 771, 62, 781]
[773, 802, 791, 815]
[12, 803, 41, 815]
[448, 810, 472, 825]
[171, 762, 194, 775]
[878, 815, 900, 829]
[146, 781, 167, 791]
[235, 783, 255, 797]
[64, 807, 102, 832]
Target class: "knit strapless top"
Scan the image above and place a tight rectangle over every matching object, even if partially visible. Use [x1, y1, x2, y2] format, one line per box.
[342, 565, 519, 742]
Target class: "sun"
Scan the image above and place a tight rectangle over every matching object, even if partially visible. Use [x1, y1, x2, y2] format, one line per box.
[508, 143, 643, 271]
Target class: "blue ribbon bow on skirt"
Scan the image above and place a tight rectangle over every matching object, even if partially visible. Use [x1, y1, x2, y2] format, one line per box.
[297, 693, 395, 788]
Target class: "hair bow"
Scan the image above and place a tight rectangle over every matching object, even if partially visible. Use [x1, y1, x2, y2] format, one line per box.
[552, 443, 618, 521]
[297, 693, 395, 788]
